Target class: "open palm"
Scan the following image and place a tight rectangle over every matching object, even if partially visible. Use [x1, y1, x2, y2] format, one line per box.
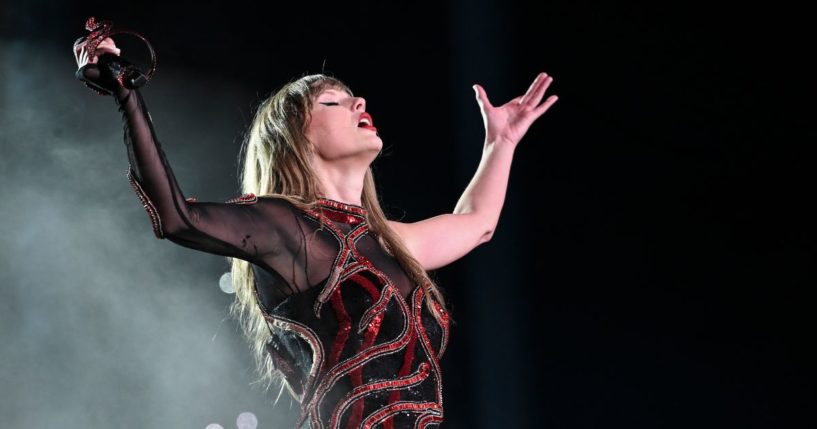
[474, 72, 558, 147]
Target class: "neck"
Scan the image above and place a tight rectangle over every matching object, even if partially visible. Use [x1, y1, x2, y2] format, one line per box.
[312, 158, 367, 206]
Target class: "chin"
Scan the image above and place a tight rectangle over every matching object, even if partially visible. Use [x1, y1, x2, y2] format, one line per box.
[364, 142, 382, 159]
[362, 137, 383, 150]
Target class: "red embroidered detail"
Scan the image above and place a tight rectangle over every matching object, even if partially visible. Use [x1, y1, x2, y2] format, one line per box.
[225, 192, 257, 204]
[264, 204, 448, 428]
[302, 209, 371, 318]
[329, 362, 431, 428]
[414, 287, 444, 407]
[316, 197, 367, 219]
[125, 165, 163, 239]
[431, 298, 451, 358]
[322, 210, 364, 226]
[345, 274, 385, 428]
[260, 312, 325, 406]
[358, 283, 394, 334]
[306, 288, 413, 428]
[383, 319, 418, 429]
[414, 413, 445, 428]
[360, 401, 441, 429]
[328, 287, 352, 368]
[79, 17, 113, 72]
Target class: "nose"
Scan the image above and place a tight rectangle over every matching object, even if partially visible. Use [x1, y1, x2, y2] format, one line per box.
[353, 96, 366, 111]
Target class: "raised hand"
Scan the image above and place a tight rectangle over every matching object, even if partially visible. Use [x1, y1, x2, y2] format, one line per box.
[473, 72, 558, 147]
[73, 37, 120, 69]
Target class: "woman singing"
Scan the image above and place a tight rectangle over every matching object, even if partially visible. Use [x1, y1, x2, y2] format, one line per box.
[74, 37, 557, 428]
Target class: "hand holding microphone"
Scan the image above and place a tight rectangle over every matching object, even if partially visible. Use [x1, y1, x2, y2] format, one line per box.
[72, 17, 156, 96]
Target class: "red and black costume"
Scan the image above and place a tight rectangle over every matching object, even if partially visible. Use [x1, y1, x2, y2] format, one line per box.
[79, 58, 450, 428]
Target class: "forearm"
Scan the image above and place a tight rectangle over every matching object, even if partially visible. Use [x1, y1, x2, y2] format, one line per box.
[453, 140, 517, 239]
[114, 86, 194, 238]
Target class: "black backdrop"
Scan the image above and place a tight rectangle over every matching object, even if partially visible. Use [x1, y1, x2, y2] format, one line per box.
[2, 1, 814, 427]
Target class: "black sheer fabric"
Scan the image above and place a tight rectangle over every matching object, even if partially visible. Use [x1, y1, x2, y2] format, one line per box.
[103, 78, 449, 428]
[114, 85, 418, 307]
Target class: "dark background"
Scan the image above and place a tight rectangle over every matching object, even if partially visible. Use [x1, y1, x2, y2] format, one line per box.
[1, 1, 814, 427]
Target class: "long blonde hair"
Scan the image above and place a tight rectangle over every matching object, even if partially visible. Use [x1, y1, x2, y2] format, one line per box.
[227, 74, 449, 402]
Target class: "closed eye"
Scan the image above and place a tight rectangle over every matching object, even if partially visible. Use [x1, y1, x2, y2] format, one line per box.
[319, 102, 339, 106]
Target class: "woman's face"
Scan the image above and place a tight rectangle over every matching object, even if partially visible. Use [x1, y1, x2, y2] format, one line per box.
[305, 86, 382, 162]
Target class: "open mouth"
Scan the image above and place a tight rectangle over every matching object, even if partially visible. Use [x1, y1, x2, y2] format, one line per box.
[357, 113, 376, 132]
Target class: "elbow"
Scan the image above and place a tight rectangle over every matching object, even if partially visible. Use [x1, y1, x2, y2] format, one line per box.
[159, 224, 182, 240]
[151, 215, 193, 240]
[154, 220, 197, 240]
[143, 208, 188, 240]
[478, 225, 495, 245]
[140, 205, 168, 239]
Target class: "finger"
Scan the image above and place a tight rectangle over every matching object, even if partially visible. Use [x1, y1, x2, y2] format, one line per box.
[519, 72, 547, 105]
[531, 94, 559, 118]
[97, 46, 121, 56]
[83, 49, 89, 65]
[73, 43, 83, 63]
[521, 73, 549, 107]
[98, 39, 120, 53]
[473, 84, 494, 109]
[526, 75, 554, 108]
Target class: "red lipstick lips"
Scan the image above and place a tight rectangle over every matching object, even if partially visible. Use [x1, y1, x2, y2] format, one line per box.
[357, 112, 377, 132]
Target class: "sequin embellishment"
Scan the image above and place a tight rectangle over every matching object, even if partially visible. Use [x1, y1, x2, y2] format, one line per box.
[126, 165, 164, 239]
[225, 192, 258, 205]
[264, 198, 450, 429]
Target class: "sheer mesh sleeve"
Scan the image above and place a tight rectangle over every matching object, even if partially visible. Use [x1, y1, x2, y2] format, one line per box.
[112, 86, 291, 262]
[107, 83, 330, 308]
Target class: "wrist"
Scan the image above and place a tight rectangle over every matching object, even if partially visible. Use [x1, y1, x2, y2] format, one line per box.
[484, 137, 518, 152]
[114, 84, 132, 101]
[482, 139, 517, 163]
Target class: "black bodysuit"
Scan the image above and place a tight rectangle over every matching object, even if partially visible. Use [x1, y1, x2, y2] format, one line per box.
[111, 81, 450, 428]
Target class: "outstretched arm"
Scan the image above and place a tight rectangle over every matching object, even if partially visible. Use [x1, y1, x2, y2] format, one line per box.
[389, 72, 558, 270]
[76, 38, 282, 262]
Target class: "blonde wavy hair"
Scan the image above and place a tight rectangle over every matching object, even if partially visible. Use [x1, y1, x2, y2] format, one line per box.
[226, 74, 449, 402]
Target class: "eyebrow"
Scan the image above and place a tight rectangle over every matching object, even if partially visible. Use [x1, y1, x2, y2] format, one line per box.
[319, 89, 351, 97]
